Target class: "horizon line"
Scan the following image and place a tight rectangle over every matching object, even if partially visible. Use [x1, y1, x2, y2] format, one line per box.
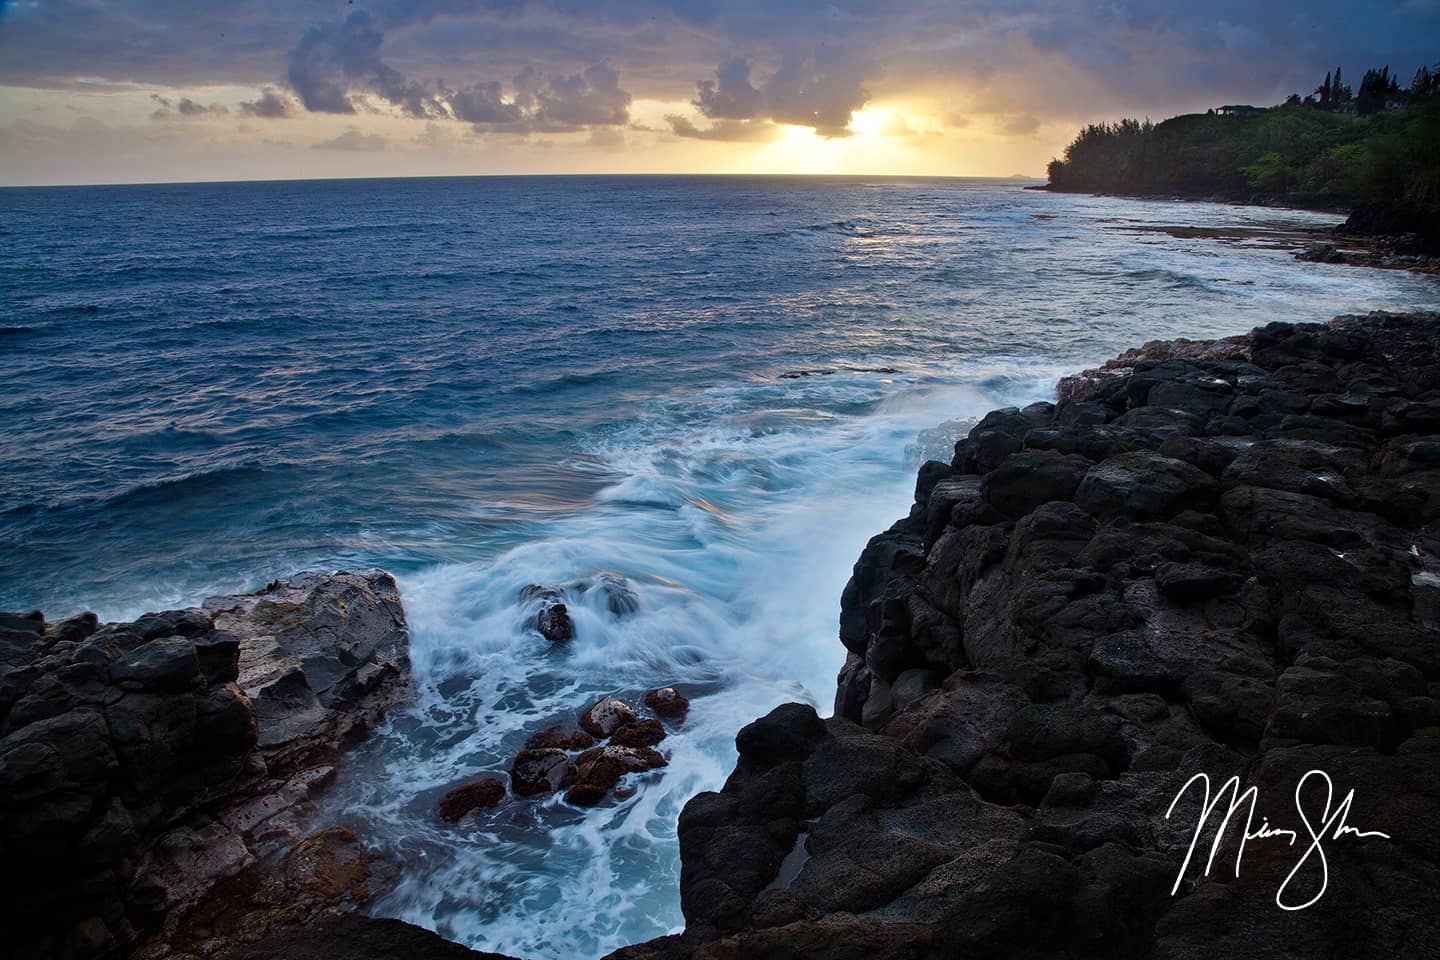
[0, 171, 1047, 190]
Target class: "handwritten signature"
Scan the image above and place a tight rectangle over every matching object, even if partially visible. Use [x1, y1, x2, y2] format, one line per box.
[1165, 769, 1391, 910]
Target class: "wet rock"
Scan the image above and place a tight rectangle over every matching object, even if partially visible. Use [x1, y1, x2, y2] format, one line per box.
[205, 570, 411, 775]
[1296, 242, 1346, 263]
[46, 611, 100, 644]
[280, 826, 376, 908]
[610, 718, 668, 748]
[524, 723, 595, 751]
[510, 748, 577, 797]
[437, 778, 506, 822]
[536, 602, 574, 642]
[645, 686, 690, 720]
[581, 696, 637, 737]
[566, 745, 667, 806]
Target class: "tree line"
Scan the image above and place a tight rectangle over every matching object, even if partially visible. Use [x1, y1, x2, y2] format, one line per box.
[1046, 60, 1440, 211]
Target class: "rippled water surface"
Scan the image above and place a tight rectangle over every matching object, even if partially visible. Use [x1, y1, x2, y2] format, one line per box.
[3, 176, 1437, 957]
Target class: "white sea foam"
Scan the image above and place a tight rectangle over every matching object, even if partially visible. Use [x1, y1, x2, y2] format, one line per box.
[325, 363, 1061, 958]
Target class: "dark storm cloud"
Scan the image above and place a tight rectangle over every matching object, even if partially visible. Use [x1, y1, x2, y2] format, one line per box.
[449, 66, 632, 131]
[691, 53, 872, 136]
[1, 1, 1437, 133]
[287, 10, 451, 117]
[447, 81, 515, 123]
[694, 57, 765, 119]
[280, 9, 630, 130]
[519, 62, 631, 126]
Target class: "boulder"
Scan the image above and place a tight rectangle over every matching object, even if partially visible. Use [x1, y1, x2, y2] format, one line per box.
[205, 570, 411, 774]
[566, 745, 667, 806]
[524, 723, 596, 751]
[610, 718, 668, 748]
[536, 601, 575, 642]
[581, 697, 637, 737]
[510, 748, 577, 797]
[645, 686, 691, 720]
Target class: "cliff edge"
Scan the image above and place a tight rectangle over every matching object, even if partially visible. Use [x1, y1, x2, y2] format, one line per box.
[613, 311, 1440, 960]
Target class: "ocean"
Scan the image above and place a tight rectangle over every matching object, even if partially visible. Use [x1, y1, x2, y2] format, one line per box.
[3, 175, 1438, 957]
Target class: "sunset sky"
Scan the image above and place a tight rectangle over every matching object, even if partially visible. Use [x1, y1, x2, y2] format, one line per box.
[1, 1, 1437, 185]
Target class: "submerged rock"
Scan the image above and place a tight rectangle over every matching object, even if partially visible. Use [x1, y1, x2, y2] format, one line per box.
[565, 744, 668, 806]
[521, 573, 640, 642]
[510, 747, 577, 797]
[644, 686, 690, 721]
[524, 723, 596, 751]
[536, 601, 574, 642]
[437, 778, 506, 822]
[1296, 242, 1346, 263]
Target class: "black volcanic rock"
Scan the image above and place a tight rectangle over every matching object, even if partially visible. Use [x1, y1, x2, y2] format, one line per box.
[612, 311, 1440, 960]
[0, 570, 411, 960]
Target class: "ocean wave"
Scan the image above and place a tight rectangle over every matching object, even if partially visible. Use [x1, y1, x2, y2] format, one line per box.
[99, 463, 277, 511]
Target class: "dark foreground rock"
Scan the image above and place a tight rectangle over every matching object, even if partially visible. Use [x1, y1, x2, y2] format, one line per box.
[0, 570, 410, 960]
[217, 915, 519, 960]
[610, 311, 1440, 960]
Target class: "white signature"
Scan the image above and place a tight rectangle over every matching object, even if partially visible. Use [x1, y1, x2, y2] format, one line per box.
[1165, 769, 1391, 910]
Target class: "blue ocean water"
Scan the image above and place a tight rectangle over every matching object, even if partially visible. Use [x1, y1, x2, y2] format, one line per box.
[3, 176, 1438, 957]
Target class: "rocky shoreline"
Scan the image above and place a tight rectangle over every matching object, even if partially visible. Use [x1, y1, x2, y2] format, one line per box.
[613, 310, 1440, 959]
[0, 571, 425, 959]
[6, 310, 1440, 959]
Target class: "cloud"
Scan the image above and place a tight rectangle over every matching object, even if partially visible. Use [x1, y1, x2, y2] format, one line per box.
[149, 94, 227, 120]
[312, 126, 390, 151]
[239, 88, 295, 119]
[692, 54, 872, 137]
[694, 56, 766, 120]
[999, 113, 1041, 137]
[287, 11, 450, 118]
[450, 81, 523, 124]
[665, 114, 781, 142]
[587, 126, 626, 150]
[521, 62, 631, 127]
[280, 9, 630, 132]
[4, 0, 1440, 165]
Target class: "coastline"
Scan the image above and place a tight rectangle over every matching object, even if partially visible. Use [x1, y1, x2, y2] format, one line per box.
[1030, 186, 1440, 276]
[6, 310, 1440, 959]
[612, 309, 1440, 959]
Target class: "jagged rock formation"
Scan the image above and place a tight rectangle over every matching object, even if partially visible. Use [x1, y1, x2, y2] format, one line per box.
[611, 312, 1440, 960]
[0, 570, 410, 959]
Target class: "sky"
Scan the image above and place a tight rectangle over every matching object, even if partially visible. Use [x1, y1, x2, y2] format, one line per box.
[0, 1, 1437, 185]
